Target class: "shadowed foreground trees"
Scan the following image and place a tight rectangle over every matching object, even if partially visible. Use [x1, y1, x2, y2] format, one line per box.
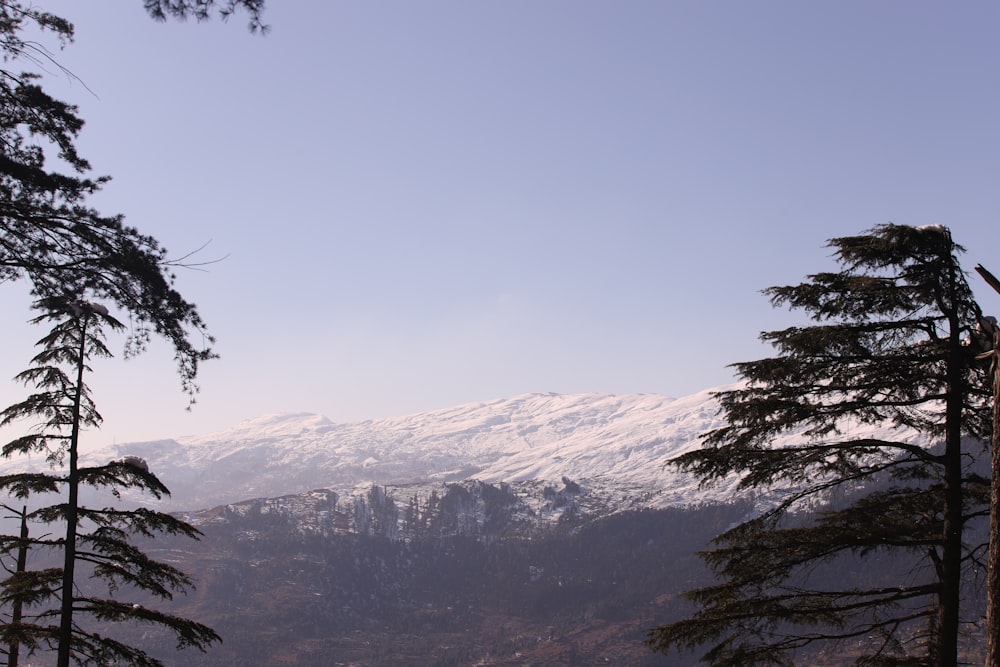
[647, 225, 993, 666]
[2, 3, 269, 664]
[0, 298, 219, 666]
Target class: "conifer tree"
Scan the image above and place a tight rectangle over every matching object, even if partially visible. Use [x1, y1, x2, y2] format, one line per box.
[647, 225, 992, 667]
[1, 4, 263, 662]
[0, 297, 220, 667]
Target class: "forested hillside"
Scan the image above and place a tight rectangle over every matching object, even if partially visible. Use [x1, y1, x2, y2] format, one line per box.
[110, 499, 747, 666]
[85, 482, 987, 666]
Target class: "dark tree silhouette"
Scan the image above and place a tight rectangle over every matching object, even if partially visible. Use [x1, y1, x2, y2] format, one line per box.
[0, 4, 220, 399]
[647, 225, 992, 667]
[143, 0, 268, 32]
[1, 3, 265, 663]
[1, 0, 267, 397]
[0, 297, 220, 667]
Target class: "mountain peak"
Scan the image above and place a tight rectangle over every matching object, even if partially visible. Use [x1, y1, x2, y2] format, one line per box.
[67, 389, 729, 510]
[0, 385, 922, 512]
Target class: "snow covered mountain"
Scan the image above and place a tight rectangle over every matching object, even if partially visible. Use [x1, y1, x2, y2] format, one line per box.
[89, 388, 732, 511]
[0, 385, 923, 512]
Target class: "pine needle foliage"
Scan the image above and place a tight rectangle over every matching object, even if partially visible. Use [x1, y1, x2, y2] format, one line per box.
[647, 225, 992, 667]
[143, 0, 269, 32]
[0, 1, 271, 399]
[1, 4, 264, 662]
[0, 297, 220, 667]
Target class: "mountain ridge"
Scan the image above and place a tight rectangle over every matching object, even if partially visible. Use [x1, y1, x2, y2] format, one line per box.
[0, 385, 924, 512]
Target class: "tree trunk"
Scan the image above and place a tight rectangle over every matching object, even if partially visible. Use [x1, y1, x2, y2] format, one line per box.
[56, 318, 87, 667]
[935, 309, 966, 667]
[975, 264, 1000, 667]
[986, 326, 1000, 667]
[7, 505, 29, 667]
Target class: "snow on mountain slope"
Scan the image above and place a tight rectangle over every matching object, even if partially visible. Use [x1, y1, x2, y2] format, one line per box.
[0, 386, 929, 511]
[100, 389, 730, 510]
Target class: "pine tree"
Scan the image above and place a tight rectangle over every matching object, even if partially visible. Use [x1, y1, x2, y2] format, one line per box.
[1, 4, 264, 662]
[0, 297, 220, 667]
[646, 225, 992, 667]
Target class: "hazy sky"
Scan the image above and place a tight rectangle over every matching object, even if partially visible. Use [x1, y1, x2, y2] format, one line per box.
[1, 1, 998, 447]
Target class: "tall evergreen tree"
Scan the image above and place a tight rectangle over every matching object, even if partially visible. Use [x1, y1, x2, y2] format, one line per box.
[0, 297, 220, 667]
[647, 225, 992, 667]
[1, 4, 263, 662]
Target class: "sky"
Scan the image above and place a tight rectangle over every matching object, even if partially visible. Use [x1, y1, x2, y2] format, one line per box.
[1, 1, 999, 448]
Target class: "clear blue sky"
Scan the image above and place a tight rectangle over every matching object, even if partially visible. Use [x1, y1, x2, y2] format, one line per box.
[1, 1, 998, 447]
